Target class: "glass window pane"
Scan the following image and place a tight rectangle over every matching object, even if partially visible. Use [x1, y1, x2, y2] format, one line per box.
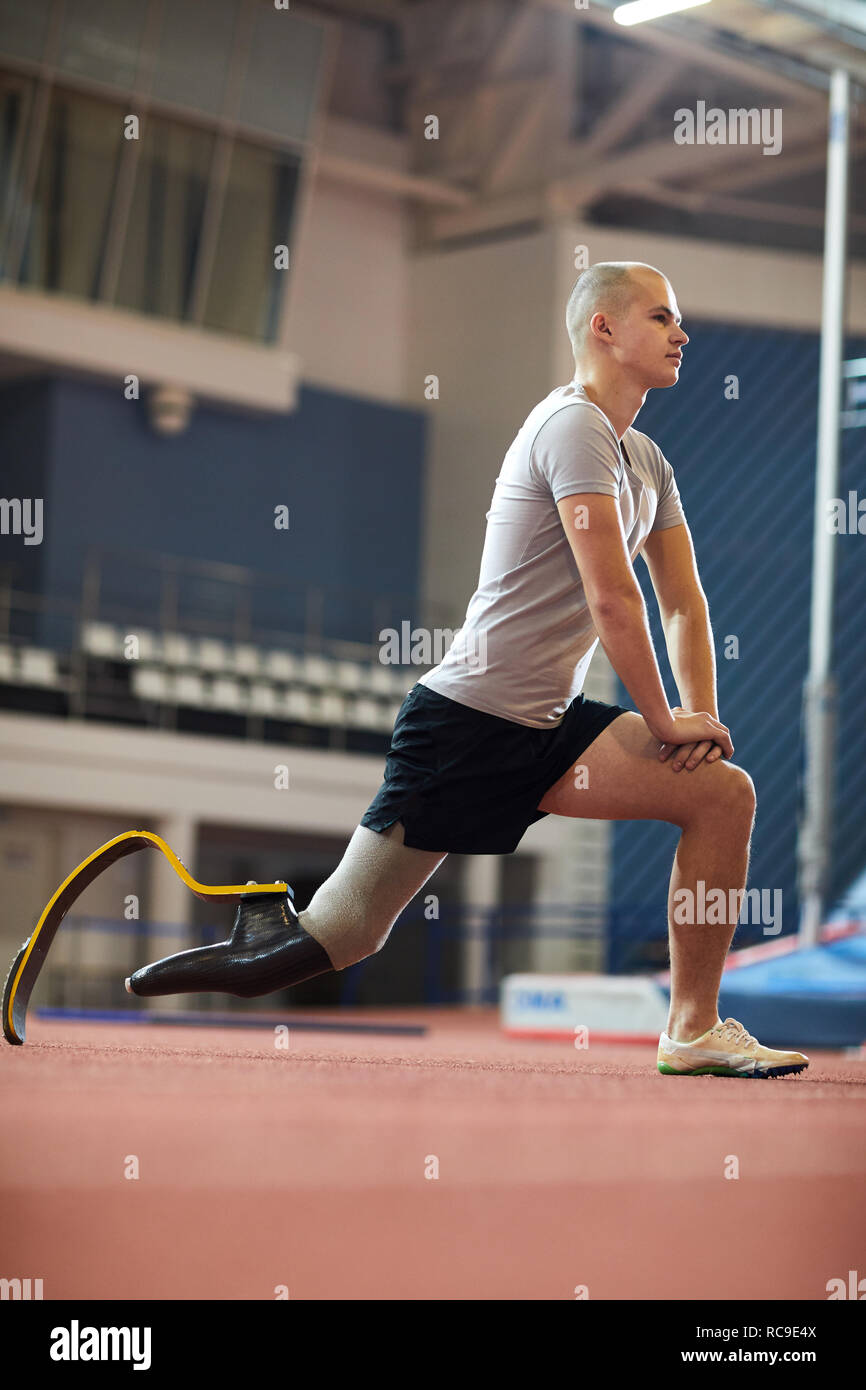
[201, 140, 300, 341]
[113, 117, 214, 322]
[151, 0, 239, 118]
[239, 9, 325, 144]
[19, 89, 124, 299]
[0, 74, 34, 278]
[57, 0, 146, 90]
[0, 0, 55, 64]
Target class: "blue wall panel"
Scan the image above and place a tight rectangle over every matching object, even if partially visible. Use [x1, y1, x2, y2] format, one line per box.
[0, 380, 53, 607]
[3, 377, 426, 646]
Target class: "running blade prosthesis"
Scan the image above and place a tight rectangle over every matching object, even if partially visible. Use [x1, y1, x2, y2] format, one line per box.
[2, 830, 288, 1045]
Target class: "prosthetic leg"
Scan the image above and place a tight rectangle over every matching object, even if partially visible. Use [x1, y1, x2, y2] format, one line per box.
[2, 830, 332, 1045]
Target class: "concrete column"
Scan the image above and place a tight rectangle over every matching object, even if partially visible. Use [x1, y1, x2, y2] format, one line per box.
[54, 817, 142, 1007]
[461, 854, 501, 1004]
[144, 813, 198, 1013]
[528, 648, 616, 975]
[528, 820, 609, 975]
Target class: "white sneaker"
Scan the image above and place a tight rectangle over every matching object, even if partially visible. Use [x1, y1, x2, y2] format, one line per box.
[658, 1017, 809, 1078]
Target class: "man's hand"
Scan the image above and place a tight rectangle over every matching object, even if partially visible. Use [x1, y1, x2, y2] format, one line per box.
[651, 707, 733, 770]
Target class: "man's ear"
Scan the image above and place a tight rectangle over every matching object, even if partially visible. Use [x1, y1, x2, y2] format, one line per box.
[589, 311, 613, 341]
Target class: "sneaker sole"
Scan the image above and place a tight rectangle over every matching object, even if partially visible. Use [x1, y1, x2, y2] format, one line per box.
[658, 1062, 807, 1078]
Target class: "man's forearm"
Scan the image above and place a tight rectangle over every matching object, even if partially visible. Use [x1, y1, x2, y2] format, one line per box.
[661, 600, 719, 719]
[590, 590, 673, 738]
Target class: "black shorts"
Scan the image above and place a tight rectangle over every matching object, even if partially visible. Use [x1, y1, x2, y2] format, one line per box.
[360, 683, 629, 854]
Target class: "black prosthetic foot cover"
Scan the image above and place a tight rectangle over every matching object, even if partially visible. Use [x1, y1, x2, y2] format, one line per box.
[126, 891, 334, 999]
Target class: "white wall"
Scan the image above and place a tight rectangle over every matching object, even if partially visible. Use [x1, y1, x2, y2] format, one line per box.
[0, 713, 386, 838]
[407, 226, 560, 622]
[284, 172, 410, 405]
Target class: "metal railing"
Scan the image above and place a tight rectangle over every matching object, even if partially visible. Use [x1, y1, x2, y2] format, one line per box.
[35, 901, 792, 1011]
[0, 547, 459, 738]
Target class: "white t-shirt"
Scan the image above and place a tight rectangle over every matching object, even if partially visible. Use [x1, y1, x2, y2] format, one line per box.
[419, 379, 686, 727]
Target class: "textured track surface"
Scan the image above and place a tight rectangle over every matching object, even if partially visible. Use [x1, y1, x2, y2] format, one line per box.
[1, 1011, 864, 1300]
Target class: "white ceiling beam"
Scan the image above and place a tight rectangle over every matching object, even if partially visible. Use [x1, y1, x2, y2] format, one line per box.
[751, 0, 866, 43]
[318, 114, 471, 205]
[424, 186, 547, 242]
[482, 84, 551, 190]
[693, 135, 866, 193]
[582, 64, 684, 160]
[529, 0, 827, 102]
[619, 178, 866, 233]
[316, 150, 471, 203]
[483, 0, 545, 80]
[551, 105, 826, 208]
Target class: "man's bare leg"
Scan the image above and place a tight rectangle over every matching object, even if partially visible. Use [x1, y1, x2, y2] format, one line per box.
[538, 712, 756, 1041]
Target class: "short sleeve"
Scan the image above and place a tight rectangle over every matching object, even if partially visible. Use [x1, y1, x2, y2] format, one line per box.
[652, 448, 686, 531]
[529, 404, 621, 504]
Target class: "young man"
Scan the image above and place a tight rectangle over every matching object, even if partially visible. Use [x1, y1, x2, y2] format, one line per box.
[128, 260, 808, 1079]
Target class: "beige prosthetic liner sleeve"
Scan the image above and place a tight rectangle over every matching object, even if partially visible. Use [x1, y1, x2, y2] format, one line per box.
[297, 822, 447, 971]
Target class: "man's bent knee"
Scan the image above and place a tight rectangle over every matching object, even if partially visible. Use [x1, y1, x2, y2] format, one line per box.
[725, 764, 757, 817]
[691, 762, 755, 826]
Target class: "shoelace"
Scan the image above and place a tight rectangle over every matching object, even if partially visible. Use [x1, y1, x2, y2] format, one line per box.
[713, 1017, 757, 1050]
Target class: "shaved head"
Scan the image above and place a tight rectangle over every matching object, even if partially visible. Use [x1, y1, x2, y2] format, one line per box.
[566, 261, 667, 359]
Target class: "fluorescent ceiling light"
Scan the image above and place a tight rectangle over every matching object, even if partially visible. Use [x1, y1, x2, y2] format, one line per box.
[613, 0, 712, 26]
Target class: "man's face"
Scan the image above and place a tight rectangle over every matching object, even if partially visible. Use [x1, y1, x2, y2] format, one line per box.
[613, 273, 689, 388]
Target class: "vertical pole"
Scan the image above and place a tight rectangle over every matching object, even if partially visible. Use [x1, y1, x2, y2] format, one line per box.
[798, 68, 850, 947]
[462, 855, 500, 1004]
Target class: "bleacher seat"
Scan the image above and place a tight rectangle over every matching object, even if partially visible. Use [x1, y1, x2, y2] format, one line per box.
[249, 682, 278, 716]
[18, 648, 58, 686]
[315, 691, 348, 725]
[211, 676, 245, 711]
[299, 654, 333, 688]
[82, 622, 120, 657]
[232, 645, 260, 676]
[368, 664, 397, 696]
[162, 633, 195, 666]
[347, 696, 381, 730]
[130, 630, 159, 661]
[197, 639, 229, 672]
[389, 674, 413, 699]
[284, 687, 315, 721]
[334, 661, 364, 692]
[175, 672, 207, 705]
[132, 666, 170, 701]
[58, 620, 416, 735]
[264, 650, 297, 681]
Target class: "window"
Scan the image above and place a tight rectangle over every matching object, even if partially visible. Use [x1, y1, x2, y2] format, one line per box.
[0, 1, 327, 343]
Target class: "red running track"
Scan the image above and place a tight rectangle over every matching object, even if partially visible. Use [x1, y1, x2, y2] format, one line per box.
[1, 1010, 864, 1300]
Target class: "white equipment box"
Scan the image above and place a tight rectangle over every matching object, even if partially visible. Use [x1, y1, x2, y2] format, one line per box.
[501, 972, 668, 1042]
